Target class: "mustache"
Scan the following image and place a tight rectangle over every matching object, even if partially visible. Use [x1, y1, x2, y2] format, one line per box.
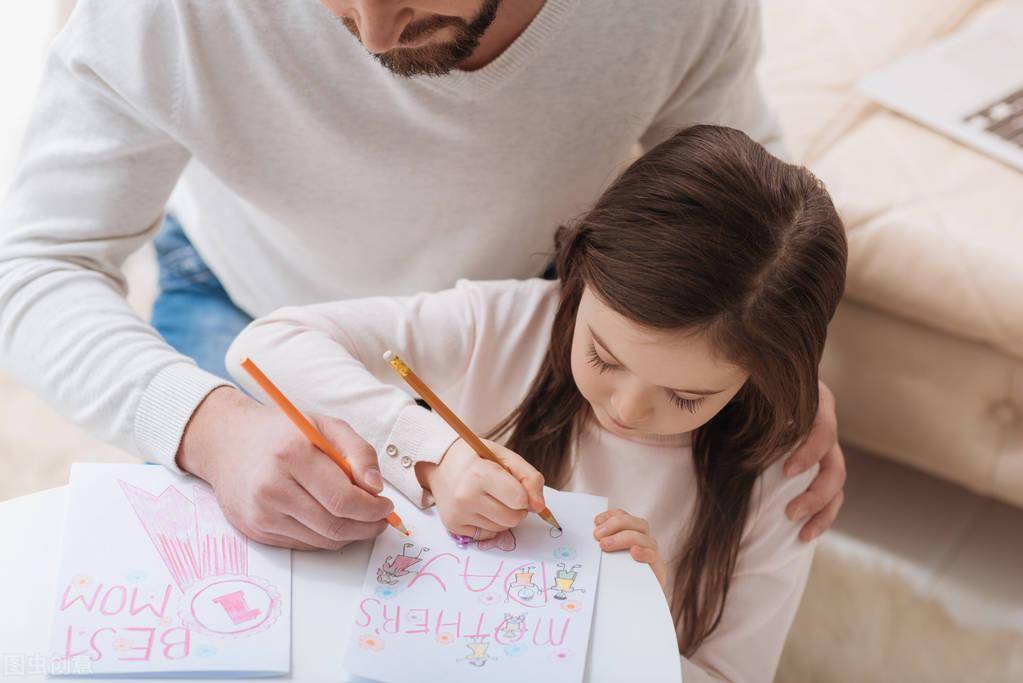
[341, 14, 466, 46]
[399, 15, 465, 44]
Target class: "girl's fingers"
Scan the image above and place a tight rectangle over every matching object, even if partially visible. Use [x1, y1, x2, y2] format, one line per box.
[598, 529, 657, 553]
[475, 493, 528, 529]
[450, 521, 498, 542]
[630, 545, 669, 589]
[489, 445, 546, 512]
[479, 463, 531, 513]
[593, 511, 649, 539]
[593, 508, 629, 526]
[471, 512, 510, 534]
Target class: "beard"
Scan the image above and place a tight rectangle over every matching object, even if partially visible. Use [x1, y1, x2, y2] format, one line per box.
[342, 0, 503, 77]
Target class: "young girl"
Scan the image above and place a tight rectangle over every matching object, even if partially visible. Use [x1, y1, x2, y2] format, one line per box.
[227, 125, 847, 682]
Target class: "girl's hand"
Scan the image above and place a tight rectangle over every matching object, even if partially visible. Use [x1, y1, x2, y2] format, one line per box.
[594, 509, 668, 590]
[417, 437, 546, 541]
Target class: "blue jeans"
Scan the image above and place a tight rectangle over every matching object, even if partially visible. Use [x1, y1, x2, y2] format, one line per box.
[151, 215, 559, 381]
[151, 215, 252, 381]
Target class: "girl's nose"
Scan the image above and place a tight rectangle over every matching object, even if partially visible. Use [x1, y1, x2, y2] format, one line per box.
[611, 383, 652, 426]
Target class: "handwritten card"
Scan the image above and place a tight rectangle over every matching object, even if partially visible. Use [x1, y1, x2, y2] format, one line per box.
[344, 485, 607, 683]
[48, 463, 291, 677]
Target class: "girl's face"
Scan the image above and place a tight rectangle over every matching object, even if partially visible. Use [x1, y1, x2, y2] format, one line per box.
[570, 287, 749, 438]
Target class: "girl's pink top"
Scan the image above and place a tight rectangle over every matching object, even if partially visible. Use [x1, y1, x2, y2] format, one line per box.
[228, 278, 818, 683]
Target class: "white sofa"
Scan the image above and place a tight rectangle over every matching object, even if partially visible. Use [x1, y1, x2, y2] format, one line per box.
[761, 0, 1023, 509]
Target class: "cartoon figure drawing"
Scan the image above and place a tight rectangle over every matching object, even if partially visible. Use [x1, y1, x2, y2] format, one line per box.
[376, 543, 430, 585]
[118, 481, 282, 637]
[497, 613, 527, 642]
[508, 565, 540, 601]
[550, 563, 586, 600]
[458, 636, 497, 667]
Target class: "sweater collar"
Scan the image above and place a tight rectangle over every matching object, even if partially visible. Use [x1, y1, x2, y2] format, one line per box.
[411, 0, 580, 98]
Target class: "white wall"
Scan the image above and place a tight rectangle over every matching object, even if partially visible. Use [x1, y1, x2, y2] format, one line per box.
[0, 1, 61, 192]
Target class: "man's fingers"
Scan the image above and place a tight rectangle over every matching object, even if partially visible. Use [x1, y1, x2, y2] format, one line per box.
[250, 530, 319, 552]
[785, 418, 834, 476]
[314, 415, 384, 494]
[292, 446, 395, 522]
[799, 490, 844, 542]
[284, 481, 389, 543]
[244, 511, 343, 551]
[786, 442, 847, 522]
[785, 381, 838, 477]
[598, 529, 656, 553]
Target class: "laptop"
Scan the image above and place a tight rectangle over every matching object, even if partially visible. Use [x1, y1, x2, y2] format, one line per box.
[859, 2, 1023, 172]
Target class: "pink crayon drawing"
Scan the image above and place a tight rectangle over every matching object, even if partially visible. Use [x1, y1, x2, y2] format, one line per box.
[377, 543, 430, 585]
[118, 480, 281, 638]
[477, 529, 516, 552]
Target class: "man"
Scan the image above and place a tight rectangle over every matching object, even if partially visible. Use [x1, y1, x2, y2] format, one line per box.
[0, 0, 844, 551]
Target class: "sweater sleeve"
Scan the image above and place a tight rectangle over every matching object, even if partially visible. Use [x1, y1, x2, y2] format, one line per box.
[0, 0, 232, 471]
[226, 280, 554, 508]
[638, 0, 787, 160]
[680, 463, 819, 683]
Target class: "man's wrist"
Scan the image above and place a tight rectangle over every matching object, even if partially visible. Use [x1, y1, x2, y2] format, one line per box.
[175, 386, 251, 483]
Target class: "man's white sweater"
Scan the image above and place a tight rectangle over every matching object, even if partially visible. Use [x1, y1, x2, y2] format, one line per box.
[0, 0, 781, 469]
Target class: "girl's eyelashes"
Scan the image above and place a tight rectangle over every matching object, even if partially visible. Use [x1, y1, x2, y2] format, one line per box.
[670, 393, 704, 414]
[588, 341, 705, 414]
[586, 342, 618, 374]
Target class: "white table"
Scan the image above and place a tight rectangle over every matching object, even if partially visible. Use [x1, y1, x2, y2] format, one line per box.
[0, 486, 681, 682]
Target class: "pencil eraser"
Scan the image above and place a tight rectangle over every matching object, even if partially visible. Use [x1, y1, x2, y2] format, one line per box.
[383, 350, 394, 361]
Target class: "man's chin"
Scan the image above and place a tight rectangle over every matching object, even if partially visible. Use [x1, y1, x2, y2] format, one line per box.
[374, 46, 463, 78]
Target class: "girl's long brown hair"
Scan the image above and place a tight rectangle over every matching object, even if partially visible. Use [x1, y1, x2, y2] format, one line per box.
[489, 125, 847, 654]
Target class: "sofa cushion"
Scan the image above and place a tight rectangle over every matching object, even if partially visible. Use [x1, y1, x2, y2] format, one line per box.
[760, 0, 983, 163]
[762, 0, 1023, 361]
[814, 113, 1023, 359]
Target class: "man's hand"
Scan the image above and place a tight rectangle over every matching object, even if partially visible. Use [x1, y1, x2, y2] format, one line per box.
[176, 387, 394, 550]
[784, 380, 847, 542]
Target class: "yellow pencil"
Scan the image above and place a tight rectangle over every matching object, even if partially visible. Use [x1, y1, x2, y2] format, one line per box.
[383, 350, 562, 532]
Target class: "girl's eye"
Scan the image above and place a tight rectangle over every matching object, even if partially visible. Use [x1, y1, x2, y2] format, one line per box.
[670, 393, 704, 414]
[586, 343, 617, 374]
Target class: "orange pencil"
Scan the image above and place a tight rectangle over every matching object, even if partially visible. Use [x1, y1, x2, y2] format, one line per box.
[240, 357, 409, 536]
[383, 350, 563, 532]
